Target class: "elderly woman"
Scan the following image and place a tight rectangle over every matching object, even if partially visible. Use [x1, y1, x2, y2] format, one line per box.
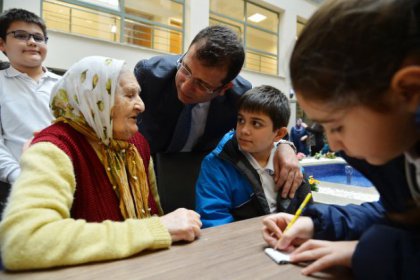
[0, 56, 201, 270]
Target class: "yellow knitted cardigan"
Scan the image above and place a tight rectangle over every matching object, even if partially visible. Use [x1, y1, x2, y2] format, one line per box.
[0, 142, 171, 271]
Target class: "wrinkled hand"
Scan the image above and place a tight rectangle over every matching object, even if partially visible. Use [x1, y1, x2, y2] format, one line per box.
[262, 213, 314, 252]
[273, 144, 303, 198]
[160, 208, 202, 242]
[290, 240, 357, 276]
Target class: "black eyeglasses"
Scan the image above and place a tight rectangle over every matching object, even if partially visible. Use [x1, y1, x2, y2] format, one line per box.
[176, 53, 224, 95]
[6, 30, 48, 43]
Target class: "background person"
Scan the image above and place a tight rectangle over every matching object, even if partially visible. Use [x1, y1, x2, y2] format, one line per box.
[290, 118, 309, 155]
[306, 122, 324, 156]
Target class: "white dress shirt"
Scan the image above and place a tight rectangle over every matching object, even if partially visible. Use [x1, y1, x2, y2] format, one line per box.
[242, 145, 278, 213]
[0, 66, 60, 183]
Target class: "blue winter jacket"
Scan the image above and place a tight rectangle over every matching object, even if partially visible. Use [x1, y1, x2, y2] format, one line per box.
[196, 131, 311, 228]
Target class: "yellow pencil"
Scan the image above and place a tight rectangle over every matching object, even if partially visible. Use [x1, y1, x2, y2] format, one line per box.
[274, 192, 312, 250]
[283, 192, 312, 233]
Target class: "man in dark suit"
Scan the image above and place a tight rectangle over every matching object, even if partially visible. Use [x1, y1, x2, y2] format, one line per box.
[134, 25, 302, 199]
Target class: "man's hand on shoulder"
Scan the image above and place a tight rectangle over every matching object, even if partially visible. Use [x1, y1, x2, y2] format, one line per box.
[273, 143, 303, 198]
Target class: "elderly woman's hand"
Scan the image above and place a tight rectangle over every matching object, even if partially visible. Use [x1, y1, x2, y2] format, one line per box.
[160, 208, 202, 242]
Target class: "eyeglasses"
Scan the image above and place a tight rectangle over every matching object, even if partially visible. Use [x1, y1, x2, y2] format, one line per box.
[176, 54, 224, 95]
[6, 30, 48, 43]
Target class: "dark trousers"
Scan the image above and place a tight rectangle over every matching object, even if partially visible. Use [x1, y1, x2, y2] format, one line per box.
[0, 181, 11, 219]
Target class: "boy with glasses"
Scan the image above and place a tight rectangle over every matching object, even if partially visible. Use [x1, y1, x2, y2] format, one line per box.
[134, 25, 302, 198]
[0, 8, 60, 212]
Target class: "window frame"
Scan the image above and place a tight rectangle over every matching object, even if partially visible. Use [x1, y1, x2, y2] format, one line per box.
[209, 0, 279, 75]
[41, 0, 185, 54]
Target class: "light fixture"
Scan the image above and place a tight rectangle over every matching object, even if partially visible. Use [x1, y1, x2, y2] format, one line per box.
[111, 25, 117, 33]
[248, 13, 267, 23]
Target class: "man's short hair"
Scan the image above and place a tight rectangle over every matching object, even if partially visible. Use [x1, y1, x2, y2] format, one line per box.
[238, 85, 290, 130]
[0, 8, 47, 41]
[190, 25, 245, 85]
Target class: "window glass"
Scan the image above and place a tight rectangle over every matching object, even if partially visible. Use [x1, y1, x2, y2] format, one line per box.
[246, 2, 277, 33]
[124, 0, 182, 53]
[125, 0, 183, 26]
[297, 18, 306, 37]
[43, 0, 71, 32]
[210, 15, 243, 40]
[43, 0, 120, 42]
[43, 0, 183, 54]
[210, 0, 244, 21]
[245, 51, 277, 75]
[246, 26, 277, 55]
[72, 8, 120, 41]
[210, 0, 278, 75]
[79, 0, 119, 10]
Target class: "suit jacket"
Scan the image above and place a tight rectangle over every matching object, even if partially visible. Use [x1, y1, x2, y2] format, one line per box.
[134, 54, 252, 154]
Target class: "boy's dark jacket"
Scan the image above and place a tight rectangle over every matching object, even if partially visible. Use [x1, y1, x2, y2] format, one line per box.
[195, 131, 312, 228]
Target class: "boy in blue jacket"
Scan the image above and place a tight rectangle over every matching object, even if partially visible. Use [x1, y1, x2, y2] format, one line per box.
[196, 85, 311, 228]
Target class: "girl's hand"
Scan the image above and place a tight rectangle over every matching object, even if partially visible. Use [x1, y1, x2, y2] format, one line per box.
[290, 240, 357, 276]
[262, 213, 314, 252]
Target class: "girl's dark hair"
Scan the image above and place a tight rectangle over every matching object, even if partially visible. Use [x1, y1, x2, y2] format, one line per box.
[0, 8, 47, 40]
[190, 25, 245, 85]
[290, 0, 420, 110]
[238, 85, 290, 130]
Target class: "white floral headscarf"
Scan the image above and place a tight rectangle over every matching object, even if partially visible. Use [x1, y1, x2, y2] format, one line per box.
[50, 56, 123, 145]
[50, 56, 151, 219]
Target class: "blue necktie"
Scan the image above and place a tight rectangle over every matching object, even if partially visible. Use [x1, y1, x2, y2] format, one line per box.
[167, 104, 194, 152]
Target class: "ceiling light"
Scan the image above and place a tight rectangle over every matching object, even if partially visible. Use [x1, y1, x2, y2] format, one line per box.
[248, 13, 267, 23]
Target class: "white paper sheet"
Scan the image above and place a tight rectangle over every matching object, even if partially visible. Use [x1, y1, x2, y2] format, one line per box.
[264, 248, 291, 264]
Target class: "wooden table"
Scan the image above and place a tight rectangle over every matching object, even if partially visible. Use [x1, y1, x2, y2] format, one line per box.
[0, 216, 352, 280]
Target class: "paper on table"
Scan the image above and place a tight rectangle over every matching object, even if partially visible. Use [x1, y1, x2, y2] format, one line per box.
[264, 248, 291, 264]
